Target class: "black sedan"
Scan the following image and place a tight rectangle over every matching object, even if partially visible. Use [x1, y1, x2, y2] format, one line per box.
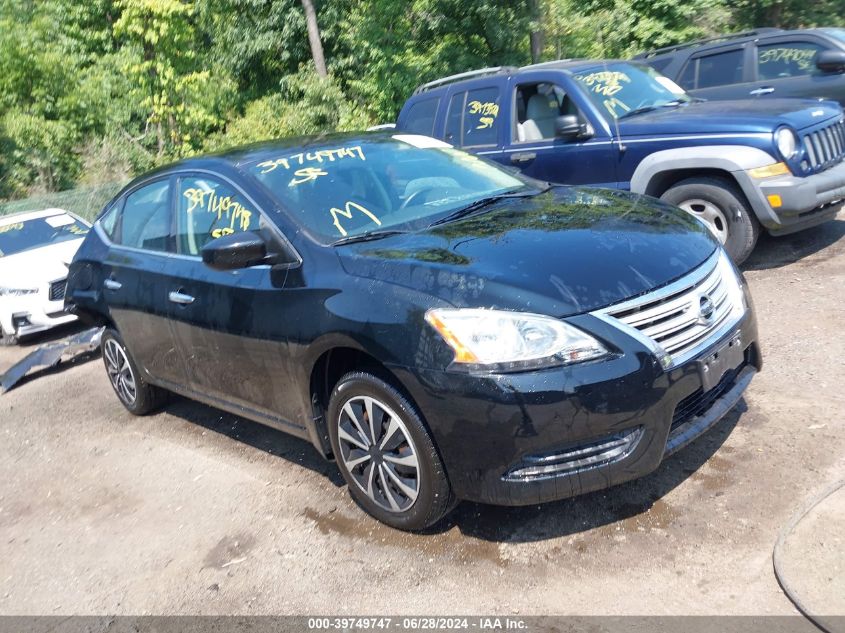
[65, 133, 761, 530]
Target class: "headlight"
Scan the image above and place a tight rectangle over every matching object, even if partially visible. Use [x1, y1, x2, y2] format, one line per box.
[775, 127, 798, 159]
[0, 287, 38, 297]
[425, 308, 609, 371]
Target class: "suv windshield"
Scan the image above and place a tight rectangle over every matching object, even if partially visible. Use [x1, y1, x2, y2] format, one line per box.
[246, 136, 536, 243]
[821, 28, 845, 44]
[0, 213, 89, 258]
[573, 62, 691, 120]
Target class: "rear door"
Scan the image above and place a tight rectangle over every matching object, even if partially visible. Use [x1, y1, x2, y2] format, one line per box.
[750, 36, 842, 103]
[163, 171, 302, 424]
[492, 71, 617, 187]
[98, 177, 188, 387]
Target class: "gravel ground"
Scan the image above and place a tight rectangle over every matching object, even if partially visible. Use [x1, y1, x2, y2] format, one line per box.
[0, 213, 843, 616]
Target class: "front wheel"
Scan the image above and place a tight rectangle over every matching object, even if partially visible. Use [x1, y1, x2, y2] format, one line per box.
[327, 371, 454, 531]
[661, 177, 760, 265]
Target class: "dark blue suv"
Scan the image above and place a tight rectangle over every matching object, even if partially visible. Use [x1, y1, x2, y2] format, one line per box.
[396, 60, 845, 263]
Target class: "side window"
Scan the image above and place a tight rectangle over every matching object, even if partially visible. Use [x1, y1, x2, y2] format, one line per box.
[116, 180, 173, 252]
[176, 175, 261, 256]
[647, 57, 673, 74]
[678, 59, 697, 90]
[403, 97, 440, 136]
[514, 82, 573, 142]
[696, 49, 745, 89]
[463, 86, 500, 146]
[757, 42, 823, 80]
[444, 91, 465, 144]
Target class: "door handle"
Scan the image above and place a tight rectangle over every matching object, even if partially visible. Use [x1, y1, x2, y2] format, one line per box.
[168, 290, 195, 305]
[104, 279, 122, 291]
[749, 87, 775, 96]
[511, 152, 537, 164]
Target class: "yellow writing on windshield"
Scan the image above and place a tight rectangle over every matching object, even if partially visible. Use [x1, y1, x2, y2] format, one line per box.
[290, 166, 329, 187]
[0, 222, 24, 234]
[183, 187, 253, 234]
[329, 201, 382, 237]
[602, 97, 631, 117]
[68, 225, 89, 236]
[575, 71, 631, 97]
[759, 47, 816, 71]
[257, 146, 366, 174]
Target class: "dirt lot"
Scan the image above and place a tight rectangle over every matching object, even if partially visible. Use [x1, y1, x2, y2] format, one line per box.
[1, 214, 843, 616]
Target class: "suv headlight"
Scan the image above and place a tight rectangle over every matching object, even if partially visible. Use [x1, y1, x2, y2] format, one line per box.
[775, 127, 798, 160]
[425, 308, 608, 372]
[0, 287, 38, 297]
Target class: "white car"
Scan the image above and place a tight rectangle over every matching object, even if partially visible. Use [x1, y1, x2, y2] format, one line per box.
[0, 208, 91, 345]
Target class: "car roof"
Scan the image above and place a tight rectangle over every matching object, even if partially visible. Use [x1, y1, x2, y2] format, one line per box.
[0, 207, 78, 225]
[634, 27, 843, 60]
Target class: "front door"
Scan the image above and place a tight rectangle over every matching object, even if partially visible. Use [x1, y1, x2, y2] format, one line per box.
[490, 77, 617, 188]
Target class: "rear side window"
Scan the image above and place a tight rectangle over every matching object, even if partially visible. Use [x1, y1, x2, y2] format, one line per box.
[646, 57, 673, 74]
[694, 49, 746, 89]
[463, 86, 501, 147]
[116, 180, 173, 252]
[403, 97, 440, 136]
[176, 175, 261, 256]
[444, 91, 466, 144]
[757, 42, 823, 79]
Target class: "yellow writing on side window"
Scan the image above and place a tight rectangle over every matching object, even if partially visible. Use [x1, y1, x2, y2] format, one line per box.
[257, 146, 366, 175]
[0, 222, 24, 234]
[329, 201, 382, 237]
[759, 47, 816, 70]
[183, 187, 253, 235]
[575, 71, 631, 97]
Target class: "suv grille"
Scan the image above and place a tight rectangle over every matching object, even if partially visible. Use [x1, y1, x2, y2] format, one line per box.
[49, 279, 66, 302]
[802, 119, 845, 173]
[594, 252, 745, 367]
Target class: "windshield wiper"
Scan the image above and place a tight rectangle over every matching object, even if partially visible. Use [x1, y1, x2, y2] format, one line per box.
[428, 186, 551, 227]
[619, 100, 687, 119]
[331, 229, 408, 246]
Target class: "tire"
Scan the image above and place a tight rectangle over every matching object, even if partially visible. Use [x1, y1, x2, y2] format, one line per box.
[101, 328, 168, 415]
[327, 371, 453, 531]
[0, 325, 18, 346]
[661, 177, 760, 265]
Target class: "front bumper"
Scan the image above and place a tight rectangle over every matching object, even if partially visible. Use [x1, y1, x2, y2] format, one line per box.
[1, 296, 76, 338]
[392, 311, 760, 506]
[752, 160, 845, 234]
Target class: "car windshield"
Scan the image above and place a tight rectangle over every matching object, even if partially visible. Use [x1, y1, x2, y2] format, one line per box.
[245, 136, 537, 243]
[572, 62, 691, 120]
[822, 28, 845, 44]
[0, 213, 90, 258]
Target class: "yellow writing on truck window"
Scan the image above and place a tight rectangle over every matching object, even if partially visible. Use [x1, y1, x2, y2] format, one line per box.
[468, 101, 499, 129]
[68, 225, 89, 236]
[257, 146, 366, 174]
[290, 166, 329, 187]
[0, 223, 24, 234]
[759, 47, 816, 71]
[329, 201, 381, 237]
[183, 187, 253, 235]
[575, 71, 631, 97]
[602, 97, 631, 118]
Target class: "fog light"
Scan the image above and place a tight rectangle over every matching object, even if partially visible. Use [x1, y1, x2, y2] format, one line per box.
[767, 194, 783, 208]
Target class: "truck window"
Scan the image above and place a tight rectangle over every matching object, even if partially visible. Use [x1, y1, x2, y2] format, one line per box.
[445, 91, 466, 144]
[403, 97, 440, 136]
[462, 86, 501, 147]
[757, 42, 823, 80]
[695, 49, 745, 89]
[513, 82, 579, 142]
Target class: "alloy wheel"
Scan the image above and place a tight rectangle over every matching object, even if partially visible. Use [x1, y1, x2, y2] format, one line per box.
[678, 198, 729, 244]
[103, 338, 137, 405]
[336, 395, 420, 513]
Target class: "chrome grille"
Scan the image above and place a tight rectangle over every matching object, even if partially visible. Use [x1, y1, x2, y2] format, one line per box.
[802, 119, 845, 173]
[49, 279, 66, 302]
[594, 252, 745, 367]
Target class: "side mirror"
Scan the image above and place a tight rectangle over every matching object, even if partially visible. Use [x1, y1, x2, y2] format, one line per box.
[555, 114, 585, 140]
[816, 50, 845, 74]
[201, 231, 267, 271]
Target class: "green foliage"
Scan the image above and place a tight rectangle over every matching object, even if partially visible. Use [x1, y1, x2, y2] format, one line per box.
[0, 0, 842, 201]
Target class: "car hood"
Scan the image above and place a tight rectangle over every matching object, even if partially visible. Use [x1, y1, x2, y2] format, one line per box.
[337, 188, 717, 317]
[618, 99, 842, 136]
[0, 239, 83, 288]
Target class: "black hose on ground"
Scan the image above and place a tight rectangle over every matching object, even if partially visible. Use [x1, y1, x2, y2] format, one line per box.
[773, 479, 845, 633]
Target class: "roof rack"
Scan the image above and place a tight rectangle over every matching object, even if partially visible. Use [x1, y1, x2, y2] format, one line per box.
[634, 28, 783, 58]
[413, 66, 517, 94]
[520, 58, 584, 70]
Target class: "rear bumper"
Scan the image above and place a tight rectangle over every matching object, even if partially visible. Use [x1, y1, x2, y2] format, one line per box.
[392, 311, 761, 506]
[750, 160, 845, 233]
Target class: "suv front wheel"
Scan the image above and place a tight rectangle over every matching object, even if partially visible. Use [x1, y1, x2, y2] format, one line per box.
[661, 177, 759, 264]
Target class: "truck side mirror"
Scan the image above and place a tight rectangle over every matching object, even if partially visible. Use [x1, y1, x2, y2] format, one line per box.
[554, 115, 591, 140]
[816, 50, 845, 74]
